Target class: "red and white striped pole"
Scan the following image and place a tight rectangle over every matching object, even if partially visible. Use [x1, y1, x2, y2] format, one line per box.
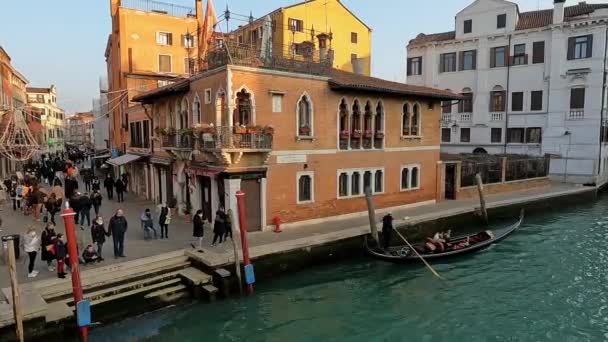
[61, 203, 88, 341]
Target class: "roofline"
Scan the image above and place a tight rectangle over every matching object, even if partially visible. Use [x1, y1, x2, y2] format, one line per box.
[328, 81, 463, 100]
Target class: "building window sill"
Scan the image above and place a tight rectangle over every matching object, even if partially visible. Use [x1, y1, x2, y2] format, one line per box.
[296, 200, 314, 205]
[296, 136, 315, 141]
[400, 187, 420, 192]
[401, 136, 423, 140]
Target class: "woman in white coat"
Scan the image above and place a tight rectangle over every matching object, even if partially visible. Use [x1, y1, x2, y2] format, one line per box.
[22, 227, 41, 278]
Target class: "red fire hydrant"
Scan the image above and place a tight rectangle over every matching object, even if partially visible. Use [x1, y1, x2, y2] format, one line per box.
[273, 216, 282, 233]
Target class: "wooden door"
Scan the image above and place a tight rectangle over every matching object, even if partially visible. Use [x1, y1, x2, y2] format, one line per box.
[445, 164, 457, 200]
[240, 179, 261, 232]
[200, 176, 213, 221]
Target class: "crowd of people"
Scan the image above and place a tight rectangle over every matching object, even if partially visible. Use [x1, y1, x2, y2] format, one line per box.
[4, 153, 234, 280]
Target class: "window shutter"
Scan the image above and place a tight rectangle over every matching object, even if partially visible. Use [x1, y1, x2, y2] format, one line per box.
[501, 91, 507, 111]
[458, 51, 464, 71]
[490, 48, 496, 68]
[587, 34, 593, 58]
[524, 54, 528, 64]
[472, 50, 477, 70]
[567, 37, 575, 60]
[407, 58, 412, 76]
[419, 58, 423, 75]
[181, 34, 185, 47]
[439, 55, 444, 73]
[489, 92, 494, 111]
[168, 33, 173, 46]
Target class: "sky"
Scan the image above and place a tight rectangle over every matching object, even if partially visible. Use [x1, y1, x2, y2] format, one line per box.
[0, 0, 601, 114]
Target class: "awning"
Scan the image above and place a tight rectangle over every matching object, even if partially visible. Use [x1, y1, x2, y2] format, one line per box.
[92, 154, 111, 159]
[106, 154, 142, 166]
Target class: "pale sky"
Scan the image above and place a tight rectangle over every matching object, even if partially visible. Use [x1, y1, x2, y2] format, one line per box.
[0, 0, 601, 113]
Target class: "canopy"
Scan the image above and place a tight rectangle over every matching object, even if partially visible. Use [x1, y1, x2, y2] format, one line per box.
[106, 154, 141, 166]
[92, 154, 111, 159]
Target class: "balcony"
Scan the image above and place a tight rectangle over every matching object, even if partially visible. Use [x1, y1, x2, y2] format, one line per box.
[199, 126, 273, 152]
[568, 110, 585, 120]
[442, 114, 453, 125]
[459, 113, 472, 122]
[161, 134, 195, 150]
[491, 113, 504, 121]
[205, 41, 333, 76]
[120, 0, 195, 18]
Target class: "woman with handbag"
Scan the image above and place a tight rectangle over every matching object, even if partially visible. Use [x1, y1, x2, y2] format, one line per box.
[158, 204, 171, 239]
[41, 223, 57, 272]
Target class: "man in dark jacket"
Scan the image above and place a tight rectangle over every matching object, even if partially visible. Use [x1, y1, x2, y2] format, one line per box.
[104, 174, 114, 200]
[91, 190, 103, 216]
[70, 192, 82, 226]
[114, 178, 125, 203]
[79, 193, 92, 229]
[108, 209, 128, 258]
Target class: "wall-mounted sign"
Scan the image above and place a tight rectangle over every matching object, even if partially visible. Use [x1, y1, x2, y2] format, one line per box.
[276, 154, 307, 164]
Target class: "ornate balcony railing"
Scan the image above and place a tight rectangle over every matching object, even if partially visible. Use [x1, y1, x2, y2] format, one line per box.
[568, 110, 585, 120]
[161, 134, 195, 149]
[198, 126, 273, 151]
[121, 0, 195, 18]
[459, 113, 472, 122]
[490, 113, 504, 121]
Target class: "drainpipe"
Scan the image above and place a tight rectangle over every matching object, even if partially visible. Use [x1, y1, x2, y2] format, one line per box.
[503, 34, 512, 154]
[597, 25, 608, 178]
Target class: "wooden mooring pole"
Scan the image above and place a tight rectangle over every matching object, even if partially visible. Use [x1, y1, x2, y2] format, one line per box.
[227, 209, 243, 296]
[6, 238, 24, 342]
[364, 187, 379, 245]
[475, 173, 489, 225]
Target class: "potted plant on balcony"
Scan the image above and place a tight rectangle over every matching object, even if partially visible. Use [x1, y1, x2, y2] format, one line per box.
[247, 125, 263, 134]
[155, 127, 168, 136]
[166, 127, 177, 136]
[352, 129, 362, 139]
[363, 129, 374, 139]
[299, 126, 311, 136]
[179, 127, 195, 137]
[339, 130, 350, 139]
[263, 125, 275, 135]
[375, 131, 385, 139]
[234, 125, 247, 134]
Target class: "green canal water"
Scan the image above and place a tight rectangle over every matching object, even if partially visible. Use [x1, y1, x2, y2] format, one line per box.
[92, 198, 608, 342]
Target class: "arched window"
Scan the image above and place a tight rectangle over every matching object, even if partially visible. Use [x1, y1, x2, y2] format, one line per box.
[193, 95, 202, 125]
[351, 172, 361, 195]
[297, 94, 313, 137]
[411, 167, 419, 188]
[235, 89, 252, 126]
[364, 101, 373, 133]
[339, 99, 349, 150]
[338, 172, 349, 197]
[374, 170, 383, 193]
[375, 102, 384, 133]
[402, 103, 411, 136]
[401, 168, 409, 190]
[166, 102, 174, 128]
[490, 85, 505, 112]
[352, 100, 361, 132]
[297, 173, 313, 203]
[180, 98, 189, 129]
[363, 171, 372, 192]
[411, 103, 420, 136]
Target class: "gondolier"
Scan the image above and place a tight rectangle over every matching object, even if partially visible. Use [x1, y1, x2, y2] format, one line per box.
[382, 213, 393, 249]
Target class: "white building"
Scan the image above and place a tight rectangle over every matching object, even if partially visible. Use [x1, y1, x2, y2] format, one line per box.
[407, 0, 608, 185]
[26, 85, 65, 154]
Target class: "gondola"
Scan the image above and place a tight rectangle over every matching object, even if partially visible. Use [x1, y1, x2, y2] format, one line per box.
[364, 209, 524, 263]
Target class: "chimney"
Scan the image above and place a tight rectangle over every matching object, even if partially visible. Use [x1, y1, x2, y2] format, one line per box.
[553, 0, 566, 24]
[196, 0, 203, 20]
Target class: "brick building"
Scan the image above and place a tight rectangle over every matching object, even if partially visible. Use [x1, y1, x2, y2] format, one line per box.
[132, 61, 458, 232]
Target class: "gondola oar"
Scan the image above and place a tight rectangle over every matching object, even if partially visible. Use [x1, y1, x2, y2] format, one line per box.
[392, 226, 443, 279]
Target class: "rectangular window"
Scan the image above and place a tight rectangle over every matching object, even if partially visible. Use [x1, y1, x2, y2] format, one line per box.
[156, 32, 172, 46]
[491, 128, 502, 143]
[351, 53, 358, 63]
[297, 172, 314, 204]
[570, 88, 585, 109]
[184, 58, 195, 74]
[568, 35, 593, 60]
[507, 128, 525, 143]
[272, 94, 283, 113]
[511, 92, 524, 112]
[182, 34, 194, 48]
[458, 92, 473, 113]
[526, 127, 542, 144]
[407, 57, 422, 76]
[533, 41, 545, 64]
[497, 14, 507, 29]
[490, 91, 506, 112]
[512, 44, 527, 66]
[460, 128, 471, 143]
[531, 91, 543, 111]
[143, 120, 150, 148]
[288, 18, 304, 32]
[158, 55, 172, 73]
[460, 50, 476, 71]
[351, 32, 358, 44]
[441, 128, 451, 142]
[440, 52, 457, 73]
[490, 46, 507, 68]
[351, 172, 361, 196]
[442, 101, 452, 114]
[464, 19, 472, 34]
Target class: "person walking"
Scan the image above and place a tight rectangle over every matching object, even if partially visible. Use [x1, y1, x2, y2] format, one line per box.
[91, 216, 107, 261]
[140, 209, 158, 240]
[121, 173, 129, 193]
[91, 176, 101, 192]
[45, 193, 59, 225]
[10, 183, 18, 211]
[382, 213, 394, 249]
[91, 190, 102, 216]
[212, 208, 226, 246]
[55, 234, 68, 279]
[41, 223, 57, 271]
[108, 209, 128, 258]
[192, 209, 205, 249]
[114, 178, 125, 203]
[15, 182, 23, 211]
[80, 193, 92, 229]
[52, 179, 64, 205]
[83, 172, 92, 192]
[224, 210, 233, 241]
[158, 204, 171, 239]
[22, 227, 41, 278]
[104, 174, 114, 200]
[70, 192, 82, 227]
[31, 185, 45, 221]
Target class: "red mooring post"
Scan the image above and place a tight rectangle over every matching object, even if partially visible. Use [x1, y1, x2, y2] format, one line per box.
[61, 205, 89, 342]
[235, 191, 254, 295]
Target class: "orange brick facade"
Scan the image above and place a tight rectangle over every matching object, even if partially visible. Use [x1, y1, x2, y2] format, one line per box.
[137, 65, 450, 230]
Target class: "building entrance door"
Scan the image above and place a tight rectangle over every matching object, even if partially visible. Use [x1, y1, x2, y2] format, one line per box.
[445, 164, 457, 200]
[240, 178, 261, 232]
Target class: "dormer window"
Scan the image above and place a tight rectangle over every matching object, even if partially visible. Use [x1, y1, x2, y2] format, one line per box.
[464, 19, 472, 34]
[497, 14, 506, 29]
